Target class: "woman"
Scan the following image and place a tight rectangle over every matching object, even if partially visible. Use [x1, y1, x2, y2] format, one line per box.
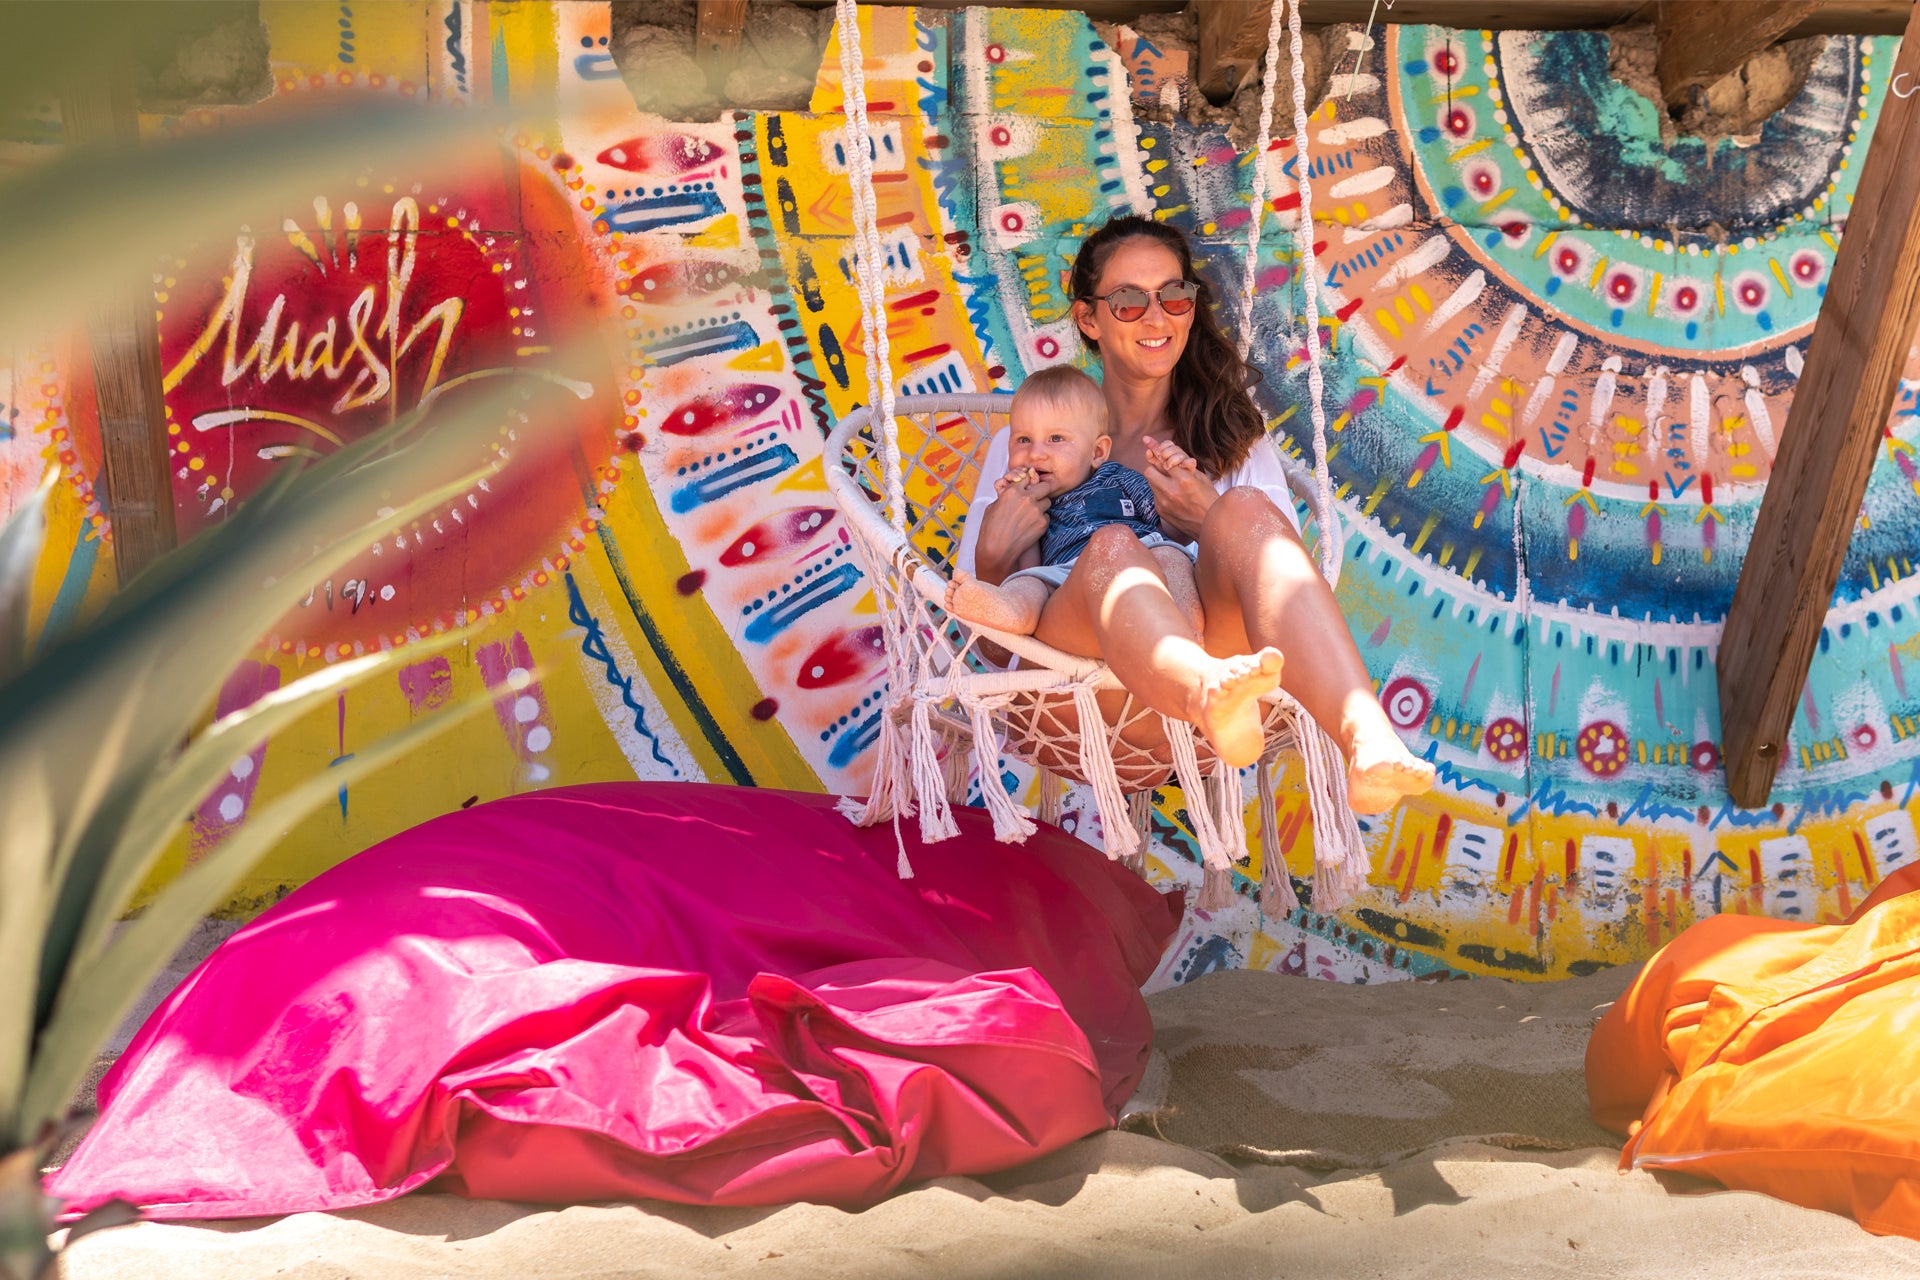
[958, 215, 1433, 813]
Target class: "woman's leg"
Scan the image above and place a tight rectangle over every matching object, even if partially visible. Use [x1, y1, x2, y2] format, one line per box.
[1194, 487, 1435, 811]
[1032, 525, 1281, 768]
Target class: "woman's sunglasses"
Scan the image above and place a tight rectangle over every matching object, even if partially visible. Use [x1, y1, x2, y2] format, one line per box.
[1085, 279, 1200, 322]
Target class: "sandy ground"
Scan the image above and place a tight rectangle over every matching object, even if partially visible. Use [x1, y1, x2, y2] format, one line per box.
[59, 965, 1920, 1280]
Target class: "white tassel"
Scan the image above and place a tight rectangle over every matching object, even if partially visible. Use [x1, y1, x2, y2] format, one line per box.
[1256, 748, 1299, 916]
[1298, 711, 1370, 911]
[1073, 684, 1139, 858]
[909, 697, 959, 843]
[1074, 688, 1139, 858]
[1037, 767, 1061, 828]
[1122, 790, 1153, 877]
[1199, 865, 1236, 912]
[1215, 765, 1250, 866]
[943, 728, 973, 805]
[893, 810, 915, 879]
[967, 696, 1037, 843]
[1166, 719, 1234, 882]
[837, 695, 908, 827]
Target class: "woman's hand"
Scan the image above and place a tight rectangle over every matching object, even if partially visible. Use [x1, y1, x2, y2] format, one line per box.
[972, 471, 1049, 584]
[1142, 434, 1217, 541]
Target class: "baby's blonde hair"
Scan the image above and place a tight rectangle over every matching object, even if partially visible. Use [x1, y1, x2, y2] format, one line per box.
[1011, 364, 1108, 434]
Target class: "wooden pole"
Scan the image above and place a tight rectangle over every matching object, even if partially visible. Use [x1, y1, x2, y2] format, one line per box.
[1194, 0, 1269, 103]
[1716, 0, 1920, 806]
[61, 52, 177, 585]
[1646, 0, 1829, 109]
[695, 0, 750, 68]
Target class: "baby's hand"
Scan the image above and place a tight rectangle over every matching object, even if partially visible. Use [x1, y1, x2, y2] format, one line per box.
[996, 465, 1037, 496]
[1143, 435, 1198, 474]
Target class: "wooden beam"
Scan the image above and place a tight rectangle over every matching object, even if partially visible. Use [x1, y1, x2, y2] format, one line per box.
[1717, 0, 1920, 807]
[1646, 1, 1829, 108]
[695, 0, 749, 66]
[1195, 0, 1268, 102]
[818, 1, 1916, 36]
[60, 50, 177, 585]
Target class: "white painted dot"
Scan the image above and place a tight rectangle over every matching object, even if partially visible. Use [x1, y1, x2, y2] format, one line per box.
[513, 695, 540, 723]
[526, 763, 552, 782]
[739, 541, 756, 557]
[506, 666, 531, 691]
[525, 726, 553, 753]
[810, 665, 826, 679]
[230, 755, 254, 780]
[380, 584, 395, 601]
[218, 793, 245, 823]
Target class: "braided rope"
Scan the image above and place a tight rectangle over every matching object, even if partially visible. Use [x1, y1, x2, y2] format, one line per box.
[1281, 0, 1340, 587]
[834, 0, 905, 536]
[1236, 0, 1288, 364]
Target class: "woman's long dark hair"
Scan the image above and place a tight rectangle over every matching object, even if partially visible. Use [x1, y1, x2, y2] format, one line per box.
[1068, 215, 1266, 479]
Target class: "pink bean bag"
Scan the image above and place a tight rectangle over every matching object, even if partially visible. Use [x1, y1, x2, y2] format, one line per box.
[49, 784, 1179, 1218]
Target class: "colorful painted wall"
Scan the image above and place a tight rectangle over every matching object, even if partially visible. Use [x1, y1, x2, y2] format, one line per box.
[6, 2, 1918, 988]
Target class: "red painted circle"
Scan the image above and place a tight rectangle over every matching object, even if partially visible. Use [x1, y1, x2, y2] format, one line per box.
[1381, 676, 1431, 731]
[1484, 716, 1527, 764]
[1577, 721, 1630, 776]
[159, 153, 612, 653]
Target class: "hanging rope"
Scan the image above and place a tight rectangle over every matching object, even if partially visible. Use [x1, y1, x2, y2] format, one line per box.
[822, 2, 1373, 911]
[1235, 0, 1341, 588]
[1282, 0, 1340, 587]
[835, 0, 905, 537]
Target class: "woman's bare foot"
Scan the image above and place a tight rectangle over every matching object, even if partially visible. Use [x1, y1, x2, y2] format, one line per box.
[945, 570, 1049, 635]
[1189, 647, 1284, 768]
[1345, 730, 1437, 813]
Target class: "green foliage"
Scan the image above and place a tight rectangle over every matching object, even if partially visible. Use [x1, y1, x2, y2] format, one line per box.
[0, 15, 590, 1271]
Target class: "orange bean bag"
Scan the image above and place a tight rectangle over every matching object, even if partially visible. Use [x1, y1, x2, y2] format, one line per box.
[1587, 862, 1920, 1238]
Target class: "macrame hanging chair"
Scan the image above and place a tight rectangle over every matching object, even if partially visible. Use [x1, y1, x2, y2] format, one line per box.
[824, 0, 1369, 914]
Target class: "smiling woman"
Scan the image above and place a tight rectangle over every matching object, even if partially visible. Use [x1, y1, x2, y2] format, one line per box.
[956, 214, 1436, 815]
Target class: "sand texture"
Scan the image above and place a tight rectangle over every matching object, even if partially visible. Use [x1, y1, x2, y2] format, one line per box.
[60, 967, 1920, 1279]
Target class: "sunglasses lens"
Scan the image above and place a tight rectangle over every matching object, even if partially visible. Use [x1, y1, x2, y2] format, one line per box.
[1107, 286, 1149, 321]
[1160, 280, 1199, 314]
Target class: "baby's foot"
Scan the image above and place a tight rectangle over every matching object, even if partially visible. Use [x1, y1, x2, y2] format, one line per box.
[1345, 730, 1437, 813]
[945, 570, 1043, 635]
[1191, 648, 1284, 768]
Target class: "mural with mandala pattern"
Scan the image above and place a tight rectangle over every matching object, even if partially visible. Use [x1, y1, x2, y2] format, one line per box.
[13, 1, 1920, 988]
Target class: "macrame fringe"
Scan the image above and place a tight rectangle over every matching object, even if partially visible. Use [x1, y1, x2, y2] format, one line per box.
[909, 697, 959, 843]
[942, 721, 972, 805]
[837, 696, 909, 828]
[1121, 790, 1153, 878]
[966, 695, 1037, 843]
[1256, 747, 1299, 915]
[1073, 684, 1139, 859]
[1297, 710, 1369, 912]
[1037, 768, 1061, 828]
[1167, 719, 1238, 911]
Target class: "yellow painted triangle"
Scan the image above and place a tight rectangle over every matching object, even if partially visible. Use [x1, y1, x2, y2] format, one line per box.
[727, 341, 786, 372]
[775, 454, 828, 493]
[849, 589, 879, 615]
[688, 214, 740, 249]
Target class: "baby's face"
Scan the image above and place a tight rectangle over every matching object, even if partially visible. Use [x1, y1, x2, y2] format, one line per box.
[1007, 399, 1109, 495]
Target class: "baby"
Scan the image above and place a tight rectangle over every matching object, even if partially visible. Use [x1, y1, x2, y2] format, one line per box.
[946, 365, 1203, 636]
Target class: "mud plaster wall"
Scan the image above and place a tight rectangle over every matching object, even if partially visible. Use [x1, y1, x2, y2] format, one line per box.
[3, 2, 1916, 990]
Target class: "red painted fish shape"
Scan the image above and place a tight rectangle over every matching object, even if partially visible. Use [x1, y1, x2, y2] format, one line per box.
[618, 259, 746, 303]
[719, 507, 837, 567]
[796, 626, 886, 689]
[597, 134, 725, 174]
[661, 384, 783, 436]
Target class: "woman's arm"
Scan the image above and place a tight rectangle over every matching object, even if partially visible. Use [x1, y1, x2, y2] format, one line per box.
[1142, 433, 1221, 542]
